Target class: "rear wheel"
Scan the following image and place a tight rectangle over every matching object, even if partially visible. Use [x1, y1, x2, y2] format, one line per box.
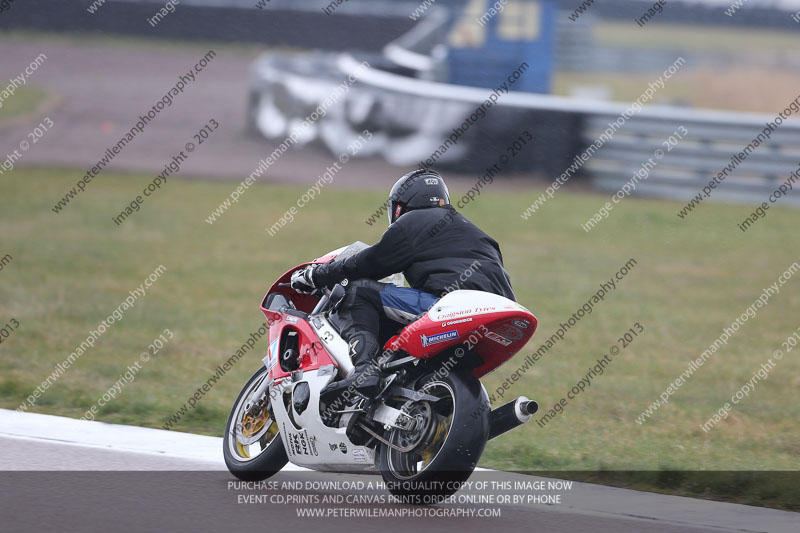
[377, 370, 490, 504]
[223, 367, 288, 481]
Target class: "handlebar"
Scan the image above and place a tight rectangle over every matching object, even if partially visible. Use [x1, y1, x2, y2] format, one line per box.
[280, 280, 331, 308]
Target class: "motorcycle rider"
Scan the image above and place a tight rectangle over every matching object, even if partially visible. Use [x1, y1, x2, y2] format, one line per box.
[290, 168, 515, 401]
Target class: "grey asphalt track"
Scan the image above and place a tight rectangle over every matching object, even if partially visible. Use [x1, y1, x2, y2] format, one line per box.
[0, 436, 718, 533]
[1, 410, 798, 533]
[0, 35, 485, 191]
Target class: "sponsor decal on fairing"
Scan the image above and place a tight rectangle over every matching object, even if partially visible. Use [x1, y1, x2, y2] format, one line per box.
[494, 323, 524, 340]
[442, 317, 473, 327]
[486, 331, 512, 346]
[420, 330, 459, 347]
[267, 338, 279, 371]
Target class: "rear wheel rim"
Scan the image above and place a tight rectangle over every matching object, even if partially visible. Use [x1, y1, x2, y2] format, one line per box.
[385, 380, 455, 480]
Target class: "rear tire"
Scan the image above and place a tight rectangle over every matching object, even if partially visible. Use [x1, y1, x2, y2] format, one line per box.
[377, 370, 490, 504]
[223, 367, 288, 481]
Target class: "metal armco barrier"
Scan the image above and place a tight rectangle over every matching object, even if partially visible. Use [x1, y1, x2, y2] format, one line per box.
[250, 51, 800, 204]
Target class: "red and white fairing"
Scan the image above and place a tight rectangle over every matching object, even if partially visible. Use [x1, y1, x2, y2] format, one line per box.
[386, 290, 537, 377]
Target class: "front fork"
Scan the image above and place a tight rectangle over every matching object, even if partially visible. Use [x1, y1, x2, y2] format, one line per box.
[243, 356, 274, 414]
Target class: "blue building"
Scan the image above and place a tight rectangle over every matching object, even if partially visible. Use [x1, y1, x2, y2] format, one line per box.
[445, 0, 557, 93]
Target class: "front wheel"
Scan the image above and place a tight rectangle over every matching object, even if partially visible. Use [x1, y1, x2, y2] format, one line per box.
[377, 370, 490, 504]
[223, 367, 288, 481]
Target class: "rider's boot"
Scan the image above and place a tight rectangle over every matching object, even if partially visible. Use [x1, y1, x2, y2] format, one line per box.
[320, 333, 381, 402]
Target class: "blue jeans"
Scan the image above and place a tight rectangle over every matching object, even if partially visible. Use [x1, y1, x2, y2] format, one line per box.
[333, 280, 438, 365]
[378, 284, 439, 324]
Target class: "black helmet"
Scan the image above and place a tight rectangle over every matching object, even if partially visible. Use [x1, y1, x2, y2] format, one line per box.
[387, 169, 450, 224]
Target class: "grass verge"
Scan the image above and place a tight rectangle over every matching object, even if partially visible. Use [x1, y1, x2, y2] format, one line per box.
[1, 167, 798, 508]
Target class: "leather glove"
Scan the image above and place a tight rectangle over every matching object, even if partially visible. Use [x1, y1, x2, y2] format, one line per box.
[290, 265, 317, 294]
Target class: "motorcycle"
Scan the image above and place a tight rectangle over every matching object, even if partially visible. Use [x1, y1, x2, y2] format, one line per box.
[223, 242, 539, 502]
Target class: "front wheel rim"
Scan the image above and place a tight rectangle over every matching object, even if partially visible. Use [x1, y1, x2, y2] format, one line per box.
[227, 370, 279, 462]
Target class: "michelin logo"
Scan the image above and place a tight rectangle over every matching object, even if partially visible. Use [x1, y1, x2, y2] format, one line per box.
[421, 330, 459, 347]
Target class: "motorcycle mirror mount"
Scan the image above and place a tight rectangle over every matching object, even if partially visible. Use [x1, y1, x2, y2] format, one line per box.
[329, 283, 347, 311]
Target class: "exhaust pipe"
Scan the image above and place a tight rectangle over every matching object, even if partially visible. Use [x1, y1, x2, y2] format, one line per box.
[488, 396, 538, 440]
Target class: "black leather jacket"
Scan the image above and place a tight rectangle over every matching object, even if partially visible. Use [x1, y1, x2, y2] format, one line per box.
[313, 206, 515, 301]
